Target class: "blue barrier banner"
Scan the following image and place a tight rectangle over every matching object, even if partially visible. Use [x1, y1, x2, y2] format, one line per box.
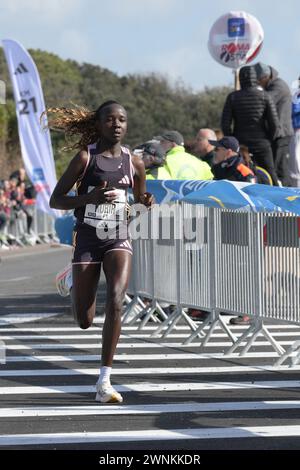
[55, 213, 75, 245]
[146, 180, 300, 214]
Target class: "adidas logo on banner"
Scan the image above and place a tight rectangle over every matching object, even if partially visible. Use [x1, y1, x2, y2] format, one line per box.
[14, 63, 28, 75]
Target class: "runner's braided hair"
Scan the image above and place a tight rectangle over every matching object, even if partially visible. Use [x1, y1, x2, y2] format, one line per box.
[41, 100, 122, 150]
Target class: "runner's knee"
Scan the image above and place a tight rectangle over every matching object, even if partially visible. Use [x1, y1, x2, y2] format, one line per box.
[107, 300, 123, 315]
[78, 318, 93, 329]
[107, 287, 126, 313]
[73, 307, 94, 329]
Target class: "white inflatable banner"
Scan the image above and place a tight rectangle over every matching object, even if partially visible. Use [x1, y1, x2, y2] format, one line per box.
[208, 11, 264, 69]
[2, 38, 57, 215]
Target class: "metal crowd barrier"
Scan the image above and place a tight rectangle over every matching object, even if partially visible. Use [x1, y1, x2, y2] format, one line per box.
[32, 206, 57, 243]
[123, 202, 300, 366]
[0, 203, 58, 248]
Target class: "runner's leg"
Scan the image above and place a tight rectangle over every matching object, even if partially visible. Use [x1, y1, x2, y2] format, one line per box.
[71, 263, 101, 329]
[101, 250, 132, 366]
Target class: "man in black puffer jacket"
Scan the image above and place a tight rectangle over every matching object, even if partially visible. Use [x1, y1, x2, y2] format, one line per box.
[221, 65, 280, 185]
[254, 62, 293, 186]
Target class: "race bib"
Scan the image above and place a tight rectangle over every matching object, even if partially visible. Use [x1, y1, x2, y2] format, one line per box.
[83, 186, 127, 229]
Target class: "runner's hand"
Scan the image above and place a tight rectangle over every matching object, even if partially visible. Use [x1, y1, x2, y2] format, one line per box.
[104, 188, 123, 203]
[140, 192, 155, 207]
[88, 181, 108, 204]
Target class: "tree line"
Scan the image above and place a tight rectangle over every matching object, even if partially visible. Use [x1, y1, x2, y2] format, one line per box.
[0, 47, 231, 177]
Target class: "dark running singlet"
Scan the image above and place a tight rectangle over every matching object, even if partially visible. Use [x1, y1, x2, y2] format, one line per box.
[72, 143, 135, 264]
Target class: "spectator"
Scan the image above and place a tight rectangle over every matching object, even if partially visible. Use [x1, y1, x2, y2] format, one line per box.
[193, 128, 217, 168]
[157, 130, 213, 322]
[139, 142, 171, 180]
[10, 167, 36, 199]
[208, 136, 257, 326]
[0, 189, 9, 233]
[9, 167, 26, 185]
[289, 77, 300, 187]
[188, 137, 256, 324]
[184, 139, 196, 155]
[255, 62, 294, 186]
[3, 180, 11, 198]
[8, 177, 33, 235]
[240, 144, 255, 169]
[159, 130, 213, 181]
[210, 136, 257, 184]
[222, 65, 280, 185]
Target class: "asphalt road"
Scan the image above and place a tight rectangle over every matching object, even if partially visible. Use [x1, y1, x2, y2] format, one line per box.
[1, 245, 300, 456]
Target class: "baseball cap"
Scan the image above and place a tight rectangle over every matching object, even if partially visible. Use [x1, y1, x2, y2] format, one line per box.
[159, 130, 184, 146]
[208, 136, 240, 153]
[254, 62, 271, 80]
[143, 142, 165, 161]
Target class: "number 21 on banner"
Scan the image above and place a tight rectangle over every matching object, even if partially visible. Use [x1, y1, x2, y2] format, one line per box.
[17, 96, 37, 115]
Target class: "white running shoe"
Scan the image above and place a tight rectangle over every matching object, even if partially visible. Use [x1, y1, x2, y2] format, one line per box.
[95, 381, 123, 404]
[55, 263, 72, 297]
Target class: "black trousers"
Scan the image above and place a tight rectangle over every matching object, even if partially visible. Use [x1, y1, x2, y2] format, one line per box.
[272, 136, 292, 186]
[247, 140, 279, 186]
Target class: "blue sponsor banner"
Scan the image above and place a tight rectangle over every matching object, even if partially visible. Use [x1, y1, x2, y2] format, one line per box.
[228, 17, 245, 37]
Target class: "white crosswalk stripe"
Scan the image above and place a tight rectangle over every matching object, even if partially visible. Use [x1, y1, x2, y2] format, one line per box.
[2, 425, 300, 446]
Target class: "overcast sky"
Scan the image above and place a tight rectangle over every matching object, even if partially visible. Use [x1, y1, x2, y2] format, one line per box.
[0, 0, 299, 92]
